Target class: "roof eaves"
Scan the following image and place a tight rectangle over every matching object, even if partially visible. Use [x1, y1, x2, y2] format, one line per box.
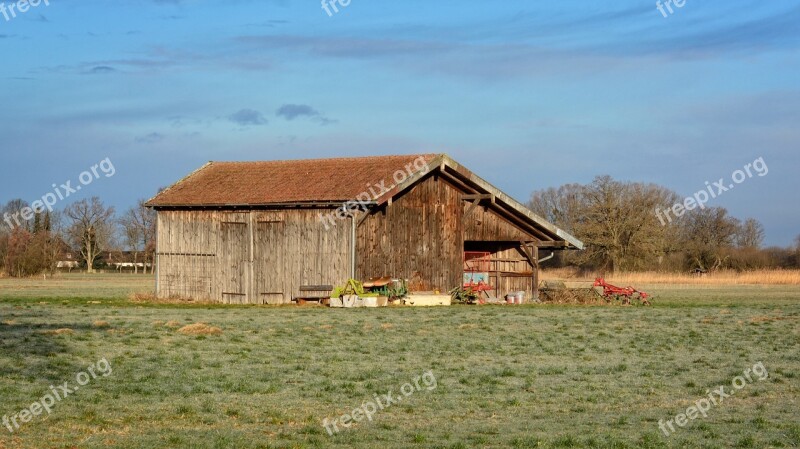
[440, 155, 585, 250]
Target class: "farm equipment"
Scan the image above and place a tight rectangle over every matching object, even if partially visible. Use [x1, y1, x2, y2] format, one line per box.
[593, 278, 651, 305]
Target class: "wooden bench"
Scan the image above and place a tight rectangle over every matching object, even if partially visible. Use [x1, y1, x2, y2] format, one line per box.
[293, 285, 334, 304]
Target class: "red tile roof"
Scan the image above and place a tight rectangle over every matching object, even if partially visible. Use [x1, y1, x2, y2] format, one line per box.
[146, 154, 440, 207]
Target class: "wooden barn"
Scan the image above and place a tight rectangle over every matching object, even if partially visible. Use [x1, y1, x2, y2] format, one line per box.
[145, 154, 583, 304]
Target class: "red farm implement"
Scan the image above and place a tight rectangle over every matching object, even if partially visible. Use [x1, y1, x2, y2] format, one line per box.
[593, 278, 651, 306]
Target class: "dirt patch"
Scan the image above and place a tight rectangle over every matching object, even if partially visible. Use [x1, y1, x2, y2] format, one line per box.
[178, 323, 223, 336]
[381, 323, 394, 330]
[93, 320, 111, 328]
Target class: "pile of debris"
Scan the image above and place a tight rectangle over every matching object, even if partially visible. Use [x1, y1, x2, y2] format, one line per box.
[539, 279, 652, 306]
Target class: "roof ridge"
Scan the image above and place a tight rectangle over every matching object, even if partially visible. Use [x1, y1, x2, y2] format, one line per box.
[208, 153, 442, 165]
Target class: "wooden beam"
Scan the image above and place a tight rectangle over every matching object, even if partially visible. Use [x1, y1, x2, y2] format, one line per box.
[438, 169, 479, 194]
[518, 242, 535, 266]
[535, 240, 570, 248]
[462, 194, 494, 201]
[357, 210, 371, 227]
[464, 199, 482, 218]
[532, 245, 540, 302]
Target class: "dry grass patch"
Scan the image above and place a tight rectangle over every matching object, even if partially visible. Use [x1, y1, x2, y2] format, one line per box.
[177, 323, 223, 336]
[129, 292, 206, 304]
[542, 268, 800, 285]
[93, 320, 111, 328]
[42, 328, 74, 336]
[380, 323, 394, 330]
[129, 292, 157, 302]
[1, 319, 17, 326]
[165, 320, 182, 328]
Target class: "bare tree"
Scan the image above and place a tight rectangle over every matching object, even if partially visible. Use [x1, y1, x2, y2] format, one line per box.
[575, 176, 679, 273]
[119, 199, 157, 274]
[528, 183, 585, 233]
[64, 197, 115, 273]
[530, 176, 680, 273]
[736, 218, 765, 249]
[795, 234, 800, 268]
[681, 207, 739, 271]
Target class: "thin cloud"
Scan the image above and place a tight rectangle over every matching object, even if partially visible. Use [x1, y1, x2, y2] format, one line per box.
[228, 109, 267, 126]
[276, 104, 336, 125]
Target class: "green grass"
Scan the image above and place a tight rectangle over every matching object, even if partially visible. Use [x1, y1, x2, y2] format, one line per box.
[0, 274, 798, 448]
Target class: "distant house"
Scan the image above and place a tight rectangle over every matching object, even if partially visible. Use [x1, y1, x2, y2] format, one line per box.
[100, 251, 152, 272]
[146, 154, 583, 304]
[55, 250, 80, 271]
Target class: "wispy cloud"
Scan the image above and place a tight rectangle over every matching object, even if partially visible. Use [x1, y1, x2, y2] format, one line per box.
[228, 109, 267, 126]
[276, 104, 336, 125]
[135, 132, 166, 144]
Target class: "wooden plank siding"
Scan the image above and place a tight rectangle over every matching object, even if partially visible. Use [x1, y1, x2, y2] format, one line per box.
[156, 209, 349, 303]
[464, 202, 535, 242]
[156, 174, 542, 304]
[356, 174, 464, 293]
[355, 173, 538, 298]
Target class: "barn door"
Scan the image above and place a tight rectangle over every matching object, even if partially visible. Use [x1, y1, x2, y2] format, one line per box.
[253, 212, 286, 304]
[220, 213, 250, 304]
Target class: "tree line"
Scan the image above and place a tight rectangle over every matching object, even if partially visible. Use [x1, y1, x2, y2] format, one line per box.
[0, 197, 155, 277]
[529, 176, 800, 273]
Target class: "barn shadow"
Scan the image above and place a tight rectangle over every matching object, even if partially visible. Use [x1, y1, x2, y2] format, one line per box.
[0, 308, 96, 383]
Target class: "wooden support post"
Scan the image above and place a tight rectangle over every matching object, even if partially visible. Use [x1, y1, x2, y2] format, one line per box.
[532, 245, 540, 302]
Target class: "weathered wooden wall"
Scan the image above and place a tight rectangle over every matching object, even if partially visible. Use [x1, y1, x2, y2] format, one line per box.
[156, 209, 349, 304]
[156, 172, 543, 303]
[356, 174, 464, 292]
[464, 203, 534, 241]
[356, 174, 538, 297]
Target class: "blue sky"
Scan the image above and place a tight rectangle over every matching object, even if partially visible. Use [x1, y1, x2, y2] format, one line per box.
[1, 0, 798, 245]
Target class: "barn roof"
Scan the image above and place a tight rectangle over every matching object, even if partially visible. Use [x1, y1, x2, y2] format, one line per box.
[146, 153, 583, 249]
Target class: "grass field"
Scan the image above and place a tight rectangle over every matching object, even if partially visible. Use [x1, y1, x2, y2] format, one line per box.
[0, 274, 798, 449]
